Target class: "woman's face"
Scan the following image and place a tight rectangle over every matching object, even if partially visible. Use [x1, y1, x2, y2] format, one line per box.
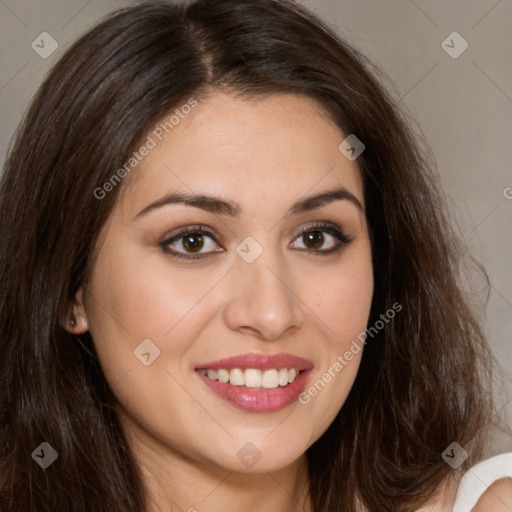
[75, 92, 373, 474]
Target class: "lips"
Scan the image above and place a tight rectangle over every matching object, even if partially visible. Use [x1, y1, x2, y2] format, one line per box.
[196, 353, 313, 371]
[195, 353, 313, 413]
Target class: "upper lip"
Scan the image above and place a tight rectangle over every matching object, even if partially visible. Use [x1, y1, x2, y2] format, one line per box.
[196, 352, 313, 371]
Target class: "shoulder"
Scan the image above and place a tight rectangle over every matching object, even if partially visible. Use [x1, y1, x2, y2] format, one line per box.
[452, 452, 512, 512]
[417, 452, 512, 512]
[359, 453, 512, 512]
[471, 478, 512, 512]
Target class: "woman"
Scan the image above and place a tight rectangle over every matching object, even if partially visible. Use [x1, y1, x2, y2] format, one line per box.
[0, 1, 510, 511]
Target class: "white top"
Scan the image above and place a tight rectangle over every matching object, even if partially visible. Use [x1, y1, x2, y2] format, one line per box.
[452, 452, 512, 511]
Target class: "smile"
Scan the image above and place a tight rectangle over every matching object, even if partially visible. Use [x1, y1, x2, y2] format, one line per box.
[198, 367, 303, 389]
[195, 353, 312, 413]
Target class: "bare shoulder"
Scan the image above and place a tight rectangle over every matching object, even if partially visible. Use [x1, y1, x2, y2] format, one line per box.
[471, 478, 512, 512]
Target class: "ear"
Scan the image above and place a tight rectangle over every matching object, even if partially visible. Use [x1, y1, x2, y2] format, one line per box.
[63, 287, 89, 335]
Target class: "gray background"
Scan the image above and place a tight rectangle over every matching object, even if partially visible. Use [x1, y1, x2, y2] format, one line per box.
[1, 0, 511, 452]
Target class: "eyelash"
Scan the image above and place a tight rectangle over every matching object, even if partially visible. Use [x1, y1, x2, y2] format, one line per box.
[159, 222, 354, 261]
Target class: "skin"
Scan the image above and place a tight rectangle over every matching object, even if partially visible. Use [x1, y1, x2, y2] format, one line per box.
[65, 91, 512, 512]
[415, 477, 512, 511]
[472, 479, 512, 511]
[69, 91, 375, 511]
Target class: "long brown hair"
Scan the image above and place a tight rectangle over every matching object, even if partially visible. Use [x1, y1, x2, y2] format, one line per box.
[0, 1, 502, 510]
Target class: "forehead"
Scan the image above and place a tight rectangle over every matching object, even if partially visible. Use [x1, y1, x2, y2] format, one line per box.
[118, 92, 364, 217]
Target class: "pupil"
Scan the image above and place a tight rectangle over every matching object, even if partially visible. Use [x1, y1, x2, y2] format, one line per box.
[305, 231, 323, 249]
[183, 233, 203, 252]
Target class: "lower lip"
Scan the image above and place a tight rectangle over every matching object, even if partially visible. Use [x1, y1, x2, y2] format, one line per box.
[197, 370, 311, 413]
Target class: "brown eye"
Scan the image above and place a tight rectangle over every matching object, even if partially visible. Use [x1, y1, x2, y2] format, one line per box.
[302, 230, 324, 250]
[182, 233, 205, 253]
[290, 222, 353, 255]
[160, 226, 222, 260]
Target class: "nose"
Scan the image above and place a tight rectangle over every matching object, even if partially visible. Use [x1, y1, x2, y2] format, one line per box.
[221, 252, 304, 341]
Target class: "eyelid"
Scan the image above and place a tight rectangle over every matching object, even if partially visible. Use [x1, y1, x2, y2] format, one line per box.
[290, 221, 353, 252]
[294, 220, 349, 239]
[159, 224, 222, 260]
[159, 221, 353, 260]
[161, 224, 219, 243]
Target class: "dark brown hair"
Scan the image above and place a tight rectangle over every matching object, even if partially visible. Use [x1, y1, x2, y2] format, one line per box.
[0, 1, 503, 510]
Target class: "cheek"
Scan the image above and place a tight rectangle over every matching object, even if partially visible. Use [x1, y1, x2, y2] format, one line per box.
[311, 250, 374, 348]
[88, 244, 219, 336]
[84, 246, 214, 386]
[298, 246, 373, 424]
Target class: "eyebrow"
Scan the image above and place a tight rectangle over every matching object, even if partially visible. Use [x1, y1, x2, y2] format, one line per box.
[134, 186, 364, 220]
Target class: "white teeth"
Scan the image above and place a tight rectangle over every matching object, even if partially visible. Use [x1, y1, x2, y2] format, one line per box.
[217, 369, 230, 383]
[201, 367, 302, 388]
[229, 368, 244, 386]
[244, 369, 262, 388]
[262, 369, 279, 389]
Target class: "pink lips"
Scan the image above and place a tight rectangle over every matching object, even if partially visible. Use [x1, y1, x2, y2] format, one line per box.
[195, 352, 313, 413]
[197, 353, 313, 371]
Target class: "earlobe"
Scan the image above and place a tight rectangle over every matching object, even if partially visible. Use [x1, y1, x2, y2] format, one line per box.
[63, 287, 89, 334]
